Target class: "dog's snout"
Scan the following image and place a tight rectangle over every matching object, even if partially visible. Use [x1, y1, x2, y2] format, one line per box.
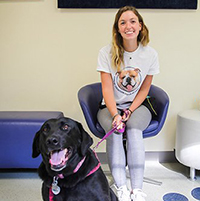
[46, 137, 59, 146]
[126, 77, 131, 83]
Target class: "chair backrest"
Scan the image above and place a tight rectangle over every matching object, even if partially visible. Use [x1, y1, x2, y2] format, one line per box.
[78, 82, 169, 139]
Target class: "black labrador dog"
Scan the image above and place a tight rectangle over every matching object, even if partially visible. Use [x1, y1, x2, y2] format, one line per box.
[32, 117, 118, 201]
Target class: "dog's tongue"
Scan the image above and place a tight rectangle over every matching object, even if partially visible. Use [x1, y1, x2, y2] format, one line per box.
[127, 85, 133, 91]
[50, 150, 66, 166]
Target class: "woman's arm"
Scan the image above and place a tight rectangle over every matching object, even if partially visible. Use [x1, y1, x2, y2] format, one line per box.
[100, 72, 123, 127]
[129, 75, 153, 113]
[100, 72, 118, 117]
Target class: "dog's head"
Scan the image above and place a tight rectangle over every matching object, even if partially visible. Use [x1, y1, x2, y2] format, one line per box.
[117, 68, 141, 92]
[32, 117, 93, 174]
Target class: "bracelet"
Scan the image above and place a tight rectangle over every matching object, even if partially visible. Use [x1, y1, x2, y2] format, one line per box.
[112, 113, 119, 120]
[128, 108, 133, 114]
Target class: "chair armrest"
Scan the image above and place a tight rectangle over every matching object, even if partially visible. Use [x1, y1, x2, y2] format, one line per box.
[78, 83, 104, 138]
[149, 85, 169, 134]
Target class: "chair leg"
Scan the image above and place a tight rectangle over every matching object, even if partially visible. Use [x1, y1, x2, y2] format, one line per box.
[190, 167, 196, 180]
[143, 177, 162, 185]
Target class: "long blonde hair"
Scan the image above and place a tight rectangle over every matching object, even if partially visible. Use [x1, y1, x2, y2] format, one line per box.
[111, 6, 149, 71]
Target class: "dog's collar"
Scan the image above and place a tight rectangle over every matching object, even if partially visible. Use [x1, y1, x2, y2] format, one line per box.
[73, 156, 86, 173]
[74, 151, 101, 176]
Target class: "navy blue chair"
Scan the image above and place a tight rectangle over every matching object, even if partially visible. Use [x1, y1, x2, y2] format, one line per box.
[78, 82, 169, 185]
[78, 82, 169, 140]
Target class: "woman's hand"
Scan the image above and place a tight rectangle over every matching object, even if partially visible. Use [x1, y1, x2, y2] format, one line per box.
[112, 114, 124, 130]
[122, 109, 132, 122]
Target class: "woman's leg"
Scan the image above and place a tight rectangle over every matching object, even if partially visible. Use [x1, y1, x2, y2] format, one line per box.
[97, 108, 127, 188]
[125, 105, 152, 190]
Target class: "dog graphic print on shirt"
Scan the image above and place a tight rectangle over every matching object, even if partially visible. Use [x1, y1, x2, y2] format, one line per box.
[114, 66, 142, 95]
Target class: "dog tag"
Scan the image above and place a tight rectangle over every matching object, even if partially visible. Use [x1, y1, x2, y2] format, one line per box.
[52, 176, 61, 195]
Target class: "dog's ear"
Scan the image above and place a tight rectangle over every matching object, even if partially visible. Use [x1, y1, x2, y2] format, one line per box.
[134, 68, 141, 73]
[32, 131, 41, 158]
[77, 122, 93, 156]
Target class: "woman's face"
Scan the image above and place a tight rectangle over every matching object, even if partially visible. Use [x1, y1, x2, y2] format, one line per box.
[118, 10, 142, 42]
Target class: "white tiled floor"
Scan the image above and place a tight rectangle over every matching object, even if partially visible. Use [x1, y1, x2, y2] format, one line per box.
[0, 162, 200, 201]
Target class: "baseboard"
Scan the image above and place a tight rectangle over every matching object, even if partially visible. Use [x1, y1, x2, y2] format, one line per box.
[97, 150, 178, 164]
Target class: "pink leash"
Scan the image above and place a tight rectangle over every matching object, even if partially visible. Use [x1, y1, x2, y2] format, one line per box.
[93, 122, 126, 150]
[93, 110, 130, 149]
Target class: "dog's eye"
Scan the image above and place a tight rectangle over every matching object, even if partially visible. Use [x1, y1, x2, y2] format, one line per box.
[42, 124, 50, 133]
[61, 124, 68, 131]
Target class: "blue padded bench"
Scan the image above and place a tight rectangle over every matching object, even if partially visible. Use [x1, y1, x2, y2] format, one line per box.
[0, 111, 64, 169]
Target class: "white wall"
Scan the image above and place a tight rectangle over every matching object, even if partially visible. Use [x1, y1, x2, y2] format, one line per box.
[0, 0, 200, 152]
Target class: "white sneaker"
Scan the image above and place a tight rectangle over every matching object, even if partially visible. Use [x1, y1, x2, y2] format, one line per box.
[115, 185, 131, 201]
[131, 189, 146, 201]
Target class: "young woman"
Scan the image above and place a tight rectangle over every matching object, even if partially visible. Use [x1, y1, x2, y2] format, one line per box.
[97, 6, 159, 201]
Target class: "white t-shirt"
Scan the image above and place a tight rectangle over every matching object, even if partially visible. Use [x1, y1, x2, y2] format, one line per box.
[97, 43, 160, 109]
